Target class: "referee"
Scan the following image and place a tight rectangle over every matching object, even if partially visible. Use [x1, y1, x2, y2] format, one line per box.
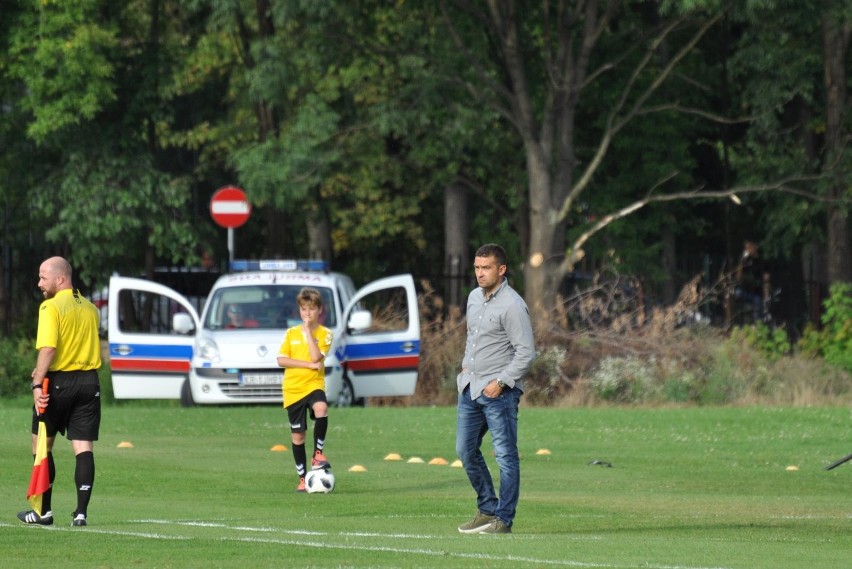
[18, 256, 102, 527]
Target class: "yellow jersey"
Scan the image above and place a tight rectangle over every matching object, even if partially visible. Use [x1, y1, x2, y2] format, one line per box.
[278, 325, 333, 407]
[36, 289, 101, 371]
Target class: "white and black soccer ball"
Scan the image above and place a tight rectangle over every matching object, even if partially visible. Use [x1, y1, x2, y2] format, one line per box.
[305, 469, 336, 494]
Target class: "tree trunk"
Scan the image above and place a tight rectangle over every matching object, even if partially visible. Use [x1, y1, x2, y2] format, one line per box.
[443, 182, 469, 309]
[802, 240, 828, 325]
[307, 214, 332, 264]
[662, 224, 677, 304]
[822, 16, 851, 284]
[523, 149, 560, 317]
[0, 229, 7, 335]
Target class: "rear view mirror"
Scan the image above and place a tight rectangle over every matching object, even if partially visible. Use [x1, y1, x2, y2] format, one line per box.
[173, 313, 195, 334]
[347, 310, 372, 331]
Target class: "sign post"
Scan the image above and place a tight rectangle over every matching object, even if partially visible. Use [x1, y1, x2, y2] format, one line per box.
[210, 186, 252, 263]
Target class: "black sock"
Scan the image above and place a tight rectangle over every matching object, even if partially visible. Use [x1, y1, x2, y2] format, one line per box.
[314, 417, 328, 453]
[74, 451, 95, 517]
[40, 452, 55, 513]
[292, 444, 307, 478]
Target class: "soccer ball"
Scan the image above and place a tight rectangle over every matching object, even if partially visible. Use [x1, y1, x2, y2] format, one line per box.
[305, 469, 335, 494]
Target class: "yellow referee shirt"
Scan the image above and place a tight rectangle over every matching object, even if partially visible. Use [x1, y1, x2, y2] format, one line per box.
[36, 289, 101, 371]
[278, 325, 333, 407]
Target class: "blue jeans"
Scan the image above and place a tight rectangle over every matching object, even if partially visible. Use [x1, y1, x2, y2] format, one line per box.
[456, 385, 521, 526]
[735, 288, 763, 322]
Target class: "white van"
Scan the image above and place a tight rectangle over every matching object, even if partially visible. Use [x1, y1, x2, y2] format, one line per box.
[107, 260, 420, 407]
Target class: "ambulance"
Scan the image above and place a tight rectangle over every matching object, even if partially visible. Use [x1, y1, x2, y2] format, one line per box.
[107, 260, 420, 406]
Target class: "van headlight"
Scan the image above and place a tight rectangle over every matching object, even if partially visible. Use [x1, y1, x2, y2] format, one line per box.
[196, 338, 220, 361]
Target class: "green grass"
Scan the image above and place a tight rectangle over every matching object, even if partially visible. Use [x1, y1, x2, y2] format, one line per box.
[0, 400, 849, 568]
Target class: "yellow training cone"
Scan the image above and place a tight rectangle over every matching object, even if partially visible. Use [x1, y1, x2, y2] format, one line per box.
[536, 448, 552, 455]
[407, 457, 425, 464]
[384, 453, 403, 461]
[117, 441, 134, 448]
[349, 465, 367, 472]
[429, 457, 448, 465]
[270, 444, 288, 452]
[785, 465, 799, 471]
[450, 459, 463, 468]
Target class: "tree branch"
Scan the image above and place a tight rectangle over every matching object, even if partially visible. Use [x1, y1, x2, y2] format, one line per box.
[455, 175, 516, 220]
[635, 103, 760, 124]
[559, 173, 841, 275]
[558, 13, 723, 223]
[441, 0, 517, 126]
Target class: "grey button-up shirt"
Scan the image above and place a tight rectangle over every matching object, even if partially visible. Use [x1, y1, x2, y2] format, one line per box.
[457, 278, 535, 399]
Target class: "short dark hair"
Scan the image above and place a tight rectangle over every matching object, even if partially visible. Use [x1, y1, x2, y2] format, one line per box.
[474, 243, 507, 267]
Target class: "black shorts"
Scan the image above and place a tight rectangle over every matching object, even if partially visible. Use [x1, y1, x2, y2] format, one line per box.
[32, 370, 101, 441]
[286, 390, 328, 433]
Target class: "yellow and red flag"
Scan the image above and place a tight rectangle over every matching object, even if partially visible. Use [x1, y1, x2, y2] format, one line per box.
[27, 378, 50, 516]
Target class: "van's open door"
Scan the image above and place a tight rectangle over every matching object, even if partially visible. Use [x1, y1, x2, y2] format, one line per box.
[107, 276, 199, 399]
[338, 274, 420, 398]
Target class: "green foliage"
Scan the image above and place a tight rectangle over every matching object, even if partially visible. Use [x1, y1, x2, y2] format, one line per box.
[728, 322, 791, 362]
[722, 0, 843, 258]
[539, 313, 849, 407]
[798, 283, 852, 372]
[588, 356, 659, 403]
[0, 336, 35, 398]
[1, 1, 211, 289]
[7, 0, 118, 143]
[31, 151, 199, 285]
[523, 345, 570, 405]
[231, 94, 342, 207]
[0, 335, 110, 400]
[0, 0, 848, 336]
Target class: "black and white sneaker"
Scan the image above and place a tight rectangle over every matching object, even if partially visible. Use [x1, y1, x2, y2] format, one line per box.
[71, 513, 87, 527]
[17, 510, 53, 526]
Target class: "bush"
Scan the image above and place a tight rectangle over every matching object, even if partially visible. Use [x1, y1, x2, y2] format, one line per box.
[414, 278, 852, 408]
[524, 345, 571, 404]
[0, 337, 113, 402]
[412, 282, 466, 406]
[0, 336, 36, 398]
[798, 283, 852, 373]
[588, 356, 658, 403]
[729, 322, 791, 361]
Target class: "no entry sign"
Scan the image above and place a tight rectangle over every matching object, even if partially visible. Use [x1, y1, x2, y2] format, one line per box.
[210, 186, 251, 228]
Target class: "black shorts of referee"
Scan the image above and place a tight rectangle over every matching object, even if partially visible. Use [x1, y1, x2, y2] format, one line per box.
[32, 370, 100, 441]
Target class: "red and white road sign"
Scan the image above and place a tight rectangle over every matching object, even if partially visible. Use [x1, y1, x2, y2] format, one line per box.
[210, 186, 251, 228]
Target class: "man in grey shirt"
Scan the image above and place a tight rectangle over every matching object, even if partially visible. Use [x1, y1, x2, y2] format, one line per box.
[456, 243, 535, 534]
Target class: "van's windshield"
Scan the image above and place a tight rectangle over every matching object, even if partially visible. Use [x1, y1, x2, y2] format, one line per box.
[203, 285, 336, 330]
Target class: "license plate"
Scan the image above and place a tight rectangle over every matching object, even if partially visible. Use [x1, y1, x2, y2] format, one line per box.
[239, 373, 282, 386]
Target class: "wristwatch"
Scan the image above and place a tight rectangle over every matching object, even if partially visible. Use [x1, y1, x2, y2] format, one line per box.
[496, 380, 507, 389]
[31, 383, 43, 390]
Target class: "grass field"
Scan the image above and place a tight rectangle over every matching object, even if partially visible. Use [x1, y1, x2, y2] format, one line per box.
[0, 400, 849, 568]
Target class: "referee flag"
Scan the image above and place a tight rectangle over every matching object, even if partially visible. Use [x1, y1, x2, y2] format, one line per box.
[27, 378, 50, 516]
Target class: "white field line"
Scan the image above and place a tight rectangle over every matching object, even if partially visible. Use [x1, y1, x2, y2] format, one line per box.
[132, 519, 730, 569]
[130, 518, 606, 540]
[772, 514, 852, 520]
[1, 520, 733, 569]
[0, 521, 188, 540]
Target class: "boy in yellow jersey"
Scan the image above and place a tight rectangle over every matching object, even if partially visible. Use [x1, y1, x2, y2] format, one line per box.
[276, 287, 333, 492]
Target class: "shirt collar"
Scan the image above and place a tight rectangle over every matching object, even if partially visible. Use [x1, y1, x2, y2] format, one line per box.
[481, 278, 508, 302]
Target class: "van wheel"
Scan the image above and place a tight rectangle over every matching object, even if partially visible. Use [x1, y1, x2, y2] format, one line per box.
[336, 377, 355, 407]
[180, 379, 196, 408]
[335, 373, 365, 407]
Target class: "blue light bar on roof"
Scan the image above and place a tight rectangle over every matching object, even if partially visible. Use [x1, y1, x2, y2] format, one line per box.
[229, 259, 329, 272]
